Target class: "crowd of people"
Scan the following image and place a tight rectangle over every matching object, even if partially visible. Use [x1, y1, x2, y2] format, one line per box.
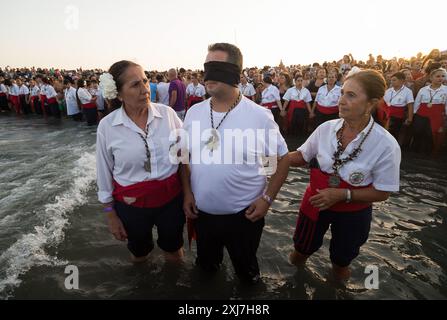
[1, 48, 446, 154]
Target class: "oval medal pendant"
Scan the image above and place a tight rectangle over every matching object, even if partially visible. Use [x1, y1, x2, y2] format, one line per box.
[144, 161, 151, 172]
[329, 174, 341, 187]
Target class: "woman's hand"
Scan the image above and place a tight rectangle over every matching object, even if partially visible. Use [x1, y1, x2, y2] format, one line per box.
[309, 188, 346, 211]
[183, 191, 199, 219]
[107, 210, 128, 241]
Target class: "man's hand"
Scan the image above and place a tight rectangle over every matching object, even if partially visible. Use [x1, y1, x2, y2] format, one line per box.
[245, 198, 270, 222]
[183, 191, 199, 219]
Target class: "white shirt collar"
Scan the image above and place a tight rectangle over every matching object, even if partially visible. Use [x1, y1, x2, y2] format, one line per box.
[112, 103, 162, 127]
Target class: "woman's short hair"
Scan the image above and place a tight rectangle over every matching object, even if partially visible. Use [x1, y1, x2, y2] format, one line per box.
[345, 69, 386, 101]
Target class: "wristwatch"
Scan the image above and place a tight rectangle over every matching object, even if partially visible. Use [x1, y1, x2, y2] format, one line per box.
[345, 189, 352, 203]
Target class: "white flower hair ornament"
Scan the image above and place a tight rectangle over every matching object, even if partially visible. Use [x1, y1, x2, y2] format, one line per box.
[346, 66, 362, 78]
[99, 73, 118, 100]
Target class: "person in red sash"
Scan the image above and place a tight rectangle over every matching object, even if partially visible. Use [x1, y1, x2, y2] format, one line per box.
[29, 79, 40, 114]
[282, 73, 312, 136]
[8, 79, 21, 115]
[17, 79, 30, 115]
[96, 60, 185, 263]
[261, 76, 282, 125]
[76, 79, 97, 126]
[288, 69, 401, 281]
[43, 78, 61, 118]
[412, 68, 447, 155]
[311, 72, 341, 126]
[185, 73, 206, 110]
[383, 72, 414, 141]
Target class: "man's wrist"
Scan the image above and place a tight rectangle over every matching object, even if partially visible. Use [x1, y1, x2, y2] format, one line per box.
[261, 193, 273, 206]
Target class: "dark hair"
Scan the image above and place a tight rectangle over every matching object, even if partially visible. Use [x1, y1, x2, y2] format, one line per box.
[208, 43, 243, 70]
[156, 74, 164, 83]
[280, 72, 293, 88]
[263, 76, 273, 84]
[391, 72, 406, 81]
[294, 73, 303, 81]
[108, 60, 140, 110]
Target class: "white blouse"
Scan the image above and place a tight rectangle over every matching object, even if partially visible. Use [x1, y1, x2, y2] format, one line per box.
[96, 103, 183, 203]
[297, 117, 401, 192]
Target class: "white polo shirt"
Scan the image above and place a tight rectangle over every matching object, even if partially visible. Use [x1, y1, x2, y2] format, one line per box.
[315, 84, 342, 107]
[186, 83, 206, 97]
[414, 85, 447, 114]
[46, 85, 57, 99]
[77, 87, 92, 104]
[384, 86, 414, 107]
[297, 117, 401, 192]
[39, 84, 47, 96]
[30, 86, 40, 97]
[96, 103, 182, 203]
[157, 82, 170, 105]
[261, 84, 281, 105]
[65, 86, 79, 116]
[9, 84, 19, 96]
[283, 86, 312, 103]
[95, 87, 105, 111]
[239, 83, 256, 97]
[18, 85, 29, 95]
[183, 96, 289, 214]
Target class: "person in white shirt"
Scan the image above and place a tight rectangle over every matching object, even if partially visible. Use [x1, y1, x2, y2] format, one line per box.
[238, 74, 256, 100]
[311, 72, 342, 126]
[411, 68, 447, 155]
[156, 74, 170, 106]
[43, 77, 61, 118]
[261, 76, 282, 126]
[186, 72, 206, 110]
[90, 80, 107, 120]
[64, 79, 82, 121]
[181, 43, 290, 283]
[8, 79, 20, 114]
[282, 73, 313, 136]
[17, 78, 30, 114]
[383, 72, 414, 141]
[96, 60, 185, 264]
[29, 79, 41, 114]
[76, 79, 97, 125]
[0, 76, 9, 112]
[289, 69, 401, 281]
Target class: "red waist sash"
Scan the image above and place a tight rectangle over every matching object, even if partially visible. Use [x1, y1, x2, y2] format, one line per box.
[416, 103, 445, 134]
[112, 173, 182, 208]
[187, 95, 203, 108]
[82, 102, 96, 109]
[262, 102, 277, 109]
[47, 97, 57, 104]
[0, 92, 7, 97]
[287, 100, 306, 125]
[299, 168, 372, 222]
[385, 105, 406, 119]
[316, 103, 338, 115]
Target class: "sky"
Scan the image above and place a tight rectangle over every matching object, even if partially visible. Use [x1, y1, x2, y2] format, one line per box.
[0, 0, 445, 71]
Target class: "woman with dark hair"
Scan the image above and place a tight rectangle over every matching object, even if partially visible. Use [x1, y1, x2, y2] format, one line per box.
[0, 77, 10, 112]
[76, 78, 97, 125]
[383, 72, 414, 141]
[43, 77, 61, 118]
[412, 68, 447, 155]
[261, 76, 282, 124]
[96, 60, 185, 263]
[307, 67, 326, 102]
[311, 72, 342, 126]
[288, 69, 401, 281]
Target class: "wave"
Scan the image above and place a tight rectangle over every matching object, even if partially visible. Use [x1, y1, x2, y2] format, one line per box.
[0, 151, 96, 299]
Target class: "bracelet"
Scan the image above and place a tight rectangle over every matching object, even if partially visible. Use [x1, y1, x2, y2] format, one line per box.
[103, 206, 114, 213]
[261, 193, 273, 206]
[345, 189, 352, 203]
